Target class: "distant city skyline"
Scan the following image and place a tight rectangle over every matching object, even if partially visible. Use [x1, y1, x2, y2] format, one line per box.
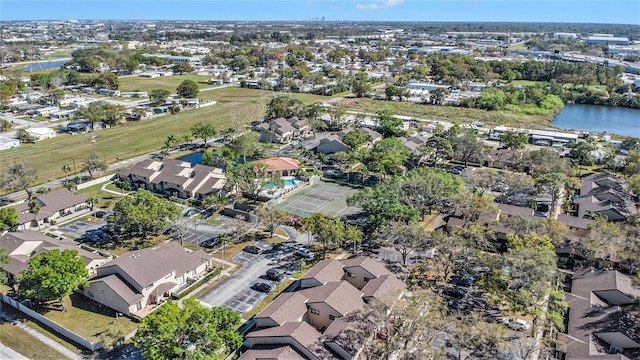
[1, 0, 639, 25]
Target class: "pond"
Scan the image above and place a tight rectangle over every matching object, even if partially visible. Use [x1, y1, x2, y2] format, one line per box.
[551, 104, 640, 138]
[178, 152, 203, 164]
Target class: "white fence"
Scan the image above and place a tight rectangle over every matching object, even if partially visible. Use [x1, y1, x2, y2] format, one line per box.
[0, 294, 104, 351]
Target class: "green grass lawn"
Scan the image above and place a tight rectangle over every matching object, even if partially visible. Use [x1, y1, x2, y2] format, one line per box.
[37, 293, 138, 342]
[339, 97, 555, 129]
[118, 74, 217, 93]
[0, 87, 327, 191]
[75, 182, 124, 210]
[0, 321, 66, 360]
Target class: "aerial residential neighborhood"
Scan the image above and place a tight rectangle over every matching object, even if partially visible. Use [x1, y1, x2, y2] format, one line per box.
[0, 1, 639, 360]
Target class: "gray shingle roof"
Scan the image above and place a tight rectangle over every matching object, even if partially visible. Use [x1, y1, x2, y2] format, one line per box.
[97, 241, 209, 288]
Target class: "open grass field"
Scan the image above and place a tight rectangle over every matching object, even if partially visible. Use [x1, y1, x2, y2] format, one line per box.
[339, 97, 556, 129]
[0, 87, 328, 189]
[118, 74, 219, 93]
[0, 320, 65, 360]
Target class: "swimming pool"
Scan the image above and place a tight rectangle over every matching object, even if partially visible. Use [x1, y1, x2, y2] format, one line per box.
[267, 179, 297, 188]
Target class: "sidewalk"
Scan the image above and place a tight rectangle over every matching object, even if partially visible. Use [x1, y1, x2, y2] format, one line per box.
[0, 308, 84, 360]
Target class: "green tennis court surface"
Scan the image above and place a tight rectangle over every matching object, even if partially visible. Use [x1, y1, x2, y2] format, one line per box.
[271, 181, 361, 218]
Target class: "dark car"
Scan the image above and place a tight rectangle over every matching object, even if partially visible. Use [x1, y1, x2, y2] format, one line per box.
[94, 210, 107, 218]
[443, 287, 466, 299]
[93, 230, 109, 239]
[251, 283, 272, 293]
[243, 245, 262, 254]
[266, 269, 282, 281]
[451, 274, 475, 287]
[84, 232, 100, 243]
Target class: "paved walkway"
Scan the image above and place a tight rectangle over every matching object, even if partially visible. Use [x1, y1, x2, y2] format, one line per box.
[0, 308, 84, 360]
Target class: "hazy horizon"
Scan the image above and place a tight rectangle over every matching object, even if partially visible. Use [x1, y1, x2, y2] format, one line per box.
[1, 1, 639, 25]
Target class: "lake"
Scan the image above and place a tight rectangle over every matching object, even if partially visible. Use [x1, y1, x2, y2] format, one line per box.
[552, 104, 640, 138]
[21, 60, 67, 71]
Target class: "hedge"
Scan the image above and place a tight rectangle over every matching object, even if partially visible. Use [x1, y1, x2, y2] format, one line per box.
[171, 266, 222, 300]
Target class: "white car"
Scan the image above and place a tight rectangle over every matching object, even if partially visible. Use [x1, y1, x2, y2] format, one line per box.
[296, 248, 314, 259]
[500, 318, 530, 331]
[510, 319, 530, 331]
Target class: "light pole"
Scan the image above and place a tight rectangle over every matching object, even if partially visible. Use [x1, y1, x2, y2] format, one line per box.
[90, 135, 96, 155]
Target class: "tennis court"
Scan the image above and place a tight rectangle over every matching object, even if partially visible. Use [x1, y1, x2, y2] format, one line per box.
[271, 180, 361, 218]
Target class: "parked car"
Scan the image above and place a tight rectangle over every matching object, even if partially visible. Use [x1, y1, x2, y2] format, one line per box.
[510, 319, 530, 331]
[295, 248, 314, 259]
[443, 287, 466, 299]
[451, 274, 475, 287]
[84, 232, 100, 243]
[450, 168, 463, 175]
[500, 318, 530, 331]
[93, 230, 109, 239]
[243, 245, 262, 254]
[94, 210, 107, 218]
[251, 283, 272, 293]
[266, 268, 282, 281]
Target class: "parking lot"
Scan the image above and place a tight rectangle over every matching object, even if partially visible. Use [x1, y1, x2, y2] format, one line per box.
[58, 220, 105, 239]
[198, 240, 306, 316]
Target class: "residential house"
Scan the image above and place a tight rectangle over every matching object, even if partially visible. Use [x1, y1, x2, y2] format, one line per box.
[11, 189, 89, 231]
[241, 257, 405, 359]
[315, 128, 382, 154]
[315, 134, 350, 154]
[0, 230, 110, 279]
[400, 134, 433, 154]
[251, 157, 301, 177]
[573, 174, 637, 222]
[34, 106, 59, 117]
[26, 127, 56, 141]
[255, 117, 311, 144]
[97, 89, 121, 97]
[81, 241, 212, 317]
[558, 269, 640, 359]
[117, 159, 226, 200]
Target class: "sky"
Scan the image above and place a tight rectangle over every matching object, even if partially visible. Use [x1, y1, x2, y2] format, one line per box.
[1, 0, 639, 24]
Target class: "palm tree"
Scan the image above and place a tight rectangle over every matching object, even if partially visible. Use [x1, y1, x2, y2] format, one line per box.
[61, 164, 71, 182]
[87, 197, 98, 211]
[28, 200, 42, 232]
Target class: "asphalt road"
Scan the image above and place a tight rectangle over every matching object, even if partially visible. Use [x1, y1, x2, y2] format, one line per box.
[0, 343, 28, 360]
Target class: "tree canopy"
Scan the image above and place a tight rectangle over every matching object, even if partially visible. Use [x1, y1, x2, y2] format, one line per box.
[16, 249, 88, 311]
[0, 207, 19, 230]
[191, 121, 218, 146]
[176, 79, 199, 98]
[134, 298, 242, 360]
[1, 161, 37, 199]
[110, 190, 181, 237]
[376, 110, 406, 138]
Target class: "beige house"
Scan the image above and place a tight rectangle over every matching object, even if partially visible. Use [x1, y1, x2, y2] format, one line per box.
[256, 117, 311, 144]
[81, 242, 212, 317]
[12, 189, 89, 231]
[241, 257, 405, 359]
[0, 230, 110, 279]
[117, 158, 226, 200]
